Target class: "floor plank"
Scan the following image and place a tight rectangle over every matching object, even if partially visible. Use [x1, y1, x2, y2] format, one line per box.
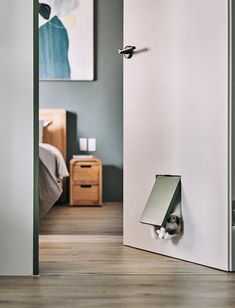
[40, 203, 123, 235]
[0, 274, 235, 308]
[39, 234, 222, 275]
[1, 203, 235, 307]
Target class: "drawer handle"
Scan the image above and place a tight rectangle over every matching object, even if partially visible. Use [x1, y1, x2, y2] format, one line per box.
[80, 185, 92, 188]
[80, 165, 91, 168]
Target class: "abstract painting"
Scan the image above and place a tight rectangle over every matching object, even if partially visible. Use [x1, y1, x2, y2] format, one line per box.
[39, 0, 94, 81]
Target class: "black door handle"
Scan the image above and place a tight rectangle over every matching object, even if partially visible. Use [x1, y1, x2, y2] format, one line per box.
[118, 46, 136, 59]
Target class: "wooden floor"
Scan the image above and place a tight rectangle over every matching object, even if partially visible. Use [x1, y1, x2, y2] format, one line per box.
[1, 203, 235, 307]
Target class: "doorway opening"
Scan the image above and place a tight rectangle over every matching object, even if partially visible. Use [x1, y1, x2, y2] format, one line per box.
[36, 0, 124, 275]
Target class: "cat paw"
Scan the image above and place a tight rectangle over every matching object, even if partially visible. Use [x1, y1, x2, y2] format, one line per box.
[156, 227, 166, 239]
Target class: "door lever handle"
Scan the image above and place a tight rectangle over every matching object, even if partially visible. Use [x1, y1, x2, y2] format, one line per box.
[118, 46, 136, 59]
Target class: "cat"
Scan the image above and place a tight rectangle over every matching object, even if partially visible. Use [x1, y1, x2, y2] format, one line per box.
[156, 202, 183, 240]
[165, 202, 183, 235]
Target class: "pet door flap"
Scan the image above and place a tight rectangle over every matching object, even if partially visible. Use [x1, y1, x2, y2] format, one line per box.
[140, 175, 181, 227]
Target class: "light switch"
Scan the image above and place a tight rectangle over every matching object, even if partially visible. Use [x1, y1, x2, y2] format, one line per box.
[88, 138, 96, 152]
[79, 138, 87, 151]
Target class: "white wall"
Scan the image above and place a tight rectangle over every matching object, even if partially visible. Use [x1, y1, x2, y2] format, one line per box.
[0, 0, 34, 275]
[124, 0, 230, 270]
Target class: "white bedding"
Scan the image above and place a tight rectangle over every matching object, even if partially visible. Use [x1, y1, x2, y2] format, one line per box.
[39, 143, 69, 218]
[39, 143, 69, 179]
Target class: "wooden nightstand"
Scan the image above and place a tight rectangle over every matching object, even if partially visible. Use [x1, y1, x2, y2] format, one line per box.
[70, 158, 102, 206]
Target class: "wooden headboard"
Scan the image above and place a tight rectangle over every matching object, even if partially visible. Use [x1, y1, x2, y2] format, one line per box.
[39, 109, 67, 162]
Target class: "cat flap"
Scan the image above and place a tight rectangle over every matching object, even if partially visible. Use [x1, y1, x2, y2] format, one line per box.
[140, 175, 181, 227]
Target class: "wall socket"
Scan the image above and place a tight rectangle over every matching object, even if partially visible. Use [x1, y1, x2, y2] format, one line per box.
[79, 138, 88, 151]
[88, 138, 96, 152]
[79, 138, 96, 152]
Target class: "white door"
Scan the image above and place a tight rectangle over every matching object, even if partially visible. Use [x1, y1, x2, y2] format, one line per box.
[123, 0, 230, 270]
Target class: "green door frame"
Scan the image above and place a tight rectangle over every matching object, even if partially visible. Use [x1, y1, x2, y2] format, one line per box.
[33, 0, 39, 276]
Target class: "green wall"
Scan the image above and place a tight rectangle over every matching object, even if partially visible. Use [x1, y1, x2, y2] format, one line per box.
[39, 0, 123, 202]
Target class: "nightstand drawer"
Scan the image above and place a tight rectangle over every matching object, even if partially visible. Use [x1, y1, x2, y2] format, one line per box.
[70, 158, 102, 206]
[72, 162, 99, 184]
[72, 184, 99, 205]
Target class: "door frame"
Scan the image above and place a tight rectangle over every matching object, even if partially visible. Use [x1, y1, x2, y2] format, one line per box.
[33, 0, 39, 276]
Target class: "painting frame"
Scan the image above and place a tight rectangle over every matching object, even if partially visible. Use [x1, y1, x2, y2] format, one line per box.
[39, 0, 94, 81]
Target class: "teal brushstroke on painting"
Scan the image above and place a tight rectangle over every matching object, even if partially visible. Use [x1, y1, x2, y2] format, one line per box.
[39, 16, 71, 79]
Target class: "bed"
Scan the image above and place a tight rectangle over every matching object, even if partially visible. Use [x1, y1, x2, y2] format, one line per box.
[39, 109, 69, 218]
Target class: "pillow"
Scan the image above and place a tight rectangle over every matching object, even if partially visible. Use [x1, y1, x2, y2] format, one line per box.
[39, 119, 52, 143]
[39, 120, 44, 143]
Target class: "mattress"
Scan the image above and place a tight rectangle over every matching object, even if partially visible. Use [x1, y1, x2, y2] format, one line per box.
[39, 143, 69, 218]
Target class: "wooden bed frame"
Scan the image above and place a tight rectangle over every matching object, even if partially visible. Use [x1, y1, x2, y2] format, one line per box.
[39, 109, 67, 162]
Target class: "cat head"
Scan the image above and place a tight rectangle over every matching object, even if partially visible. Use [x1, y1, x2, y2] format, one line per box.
[165, 215, 182, 235]
[167, 215, 180, 224]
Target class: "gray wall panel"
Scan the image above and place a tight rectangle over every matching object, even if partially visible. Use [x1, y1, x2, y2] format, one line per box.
[0, 0, 34, 275]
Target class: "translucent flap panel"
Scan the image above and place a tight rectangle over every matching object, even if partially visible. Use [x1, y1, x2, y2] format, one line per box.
[140, 175, 181, 227]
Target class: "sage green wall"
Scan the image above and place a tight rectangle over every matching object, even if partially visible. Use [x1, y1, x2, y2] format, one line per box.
[39, 0, 123, 202]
